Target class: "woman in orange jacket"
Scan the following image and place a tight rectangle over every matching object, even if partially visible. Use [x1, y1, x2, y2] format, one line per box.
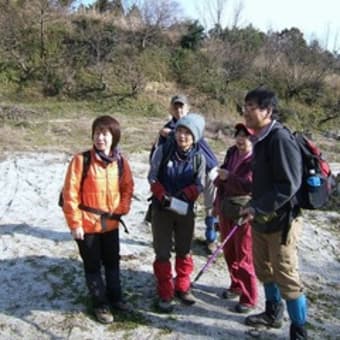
[62, 115, 134, 324]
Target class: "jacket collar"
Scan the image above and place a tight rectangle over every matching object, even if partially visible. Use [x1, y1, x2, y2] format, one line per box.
[251, 120, 278, 145]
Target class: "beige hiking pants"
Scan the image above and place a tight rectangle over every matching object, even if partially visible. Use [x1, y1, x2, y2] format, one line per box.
[252, 217, 304, 300]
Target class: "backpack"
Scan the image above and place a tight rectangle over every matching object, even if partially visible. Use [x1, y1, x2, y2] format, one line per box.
[293, 132, 332, 209]
[149, 126, 218, 173]
[158, 134, 203, 177]
[144, 137, 203, 223]
[58, 150, 123, 207]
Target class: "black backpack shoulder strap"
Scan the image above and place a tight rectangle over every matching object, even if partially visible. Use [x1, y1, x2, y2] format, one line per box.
[157, 137, 202, 177]
[59, 152, 90, 208]
[80, 150, 91, 195]
[158, 136, 176, 174]
[81, 150, 124, 185]
[117, 153, 124, 180]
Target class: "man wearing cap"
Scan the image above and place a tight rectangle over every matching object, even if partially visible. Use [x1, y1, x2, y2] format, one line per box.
[150, 94, 219, 252]
[148, 113, 206, 312]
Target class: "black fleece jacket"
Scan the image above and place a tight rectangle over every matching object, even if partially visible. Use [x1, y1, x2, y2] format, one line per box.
[250, 121, 302, 233]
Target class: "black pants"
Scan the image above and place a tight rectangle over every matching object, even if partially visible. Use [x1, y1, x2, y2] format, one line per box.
[76, 229, 121, 307]
[151, 204, 195, 261]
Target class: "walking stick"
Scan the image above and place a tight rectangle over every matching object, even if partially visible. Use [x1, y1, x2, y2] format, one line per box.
[193, 218, 243, 284]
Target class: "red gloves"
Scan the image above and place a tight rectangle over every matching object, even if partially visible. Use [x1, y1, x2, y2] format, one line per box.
[151, 181, 166, 202]
[182, 185, 200, 202]
[151, 182, 200, 203]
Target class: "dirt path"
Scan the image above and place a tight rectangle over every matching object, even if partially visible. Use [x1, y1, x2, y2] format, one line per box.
[0, 152, 339, 339]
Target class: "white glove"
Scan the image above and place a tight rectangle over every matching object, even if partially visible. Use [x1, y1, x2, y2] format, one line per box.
[71, 227, 84, 240]
[208, 166, 219, 181]
[217, 168, 229, 181]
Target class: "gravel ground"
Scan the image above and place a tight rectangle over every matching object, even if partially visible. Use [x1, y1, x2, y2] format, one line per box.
[0, 151, 339, 340]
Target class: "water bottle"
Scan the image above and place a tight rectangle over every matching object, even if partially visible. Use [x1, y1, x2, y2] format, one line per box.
[307, 169, 321, 191]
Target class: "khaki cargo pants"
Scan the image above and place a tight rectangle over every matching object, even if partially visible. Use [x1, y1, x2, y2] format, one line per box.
[252, 217, 304, 300]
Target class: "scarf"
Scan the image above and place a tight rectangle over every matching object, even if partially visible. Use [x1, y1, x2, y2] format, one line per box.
[94, 146, 120, 164]
[174, 145, 194, 161]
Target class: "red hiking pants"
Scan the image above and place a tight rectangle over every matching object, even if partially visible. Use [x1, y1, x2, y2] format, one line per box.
[219, 216, 258, 306]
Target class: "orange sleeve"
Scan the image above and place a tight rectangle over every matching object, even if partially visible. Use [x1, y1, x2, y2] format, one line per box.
[114, 156, 134, 215]
[62, 153, 84, 230]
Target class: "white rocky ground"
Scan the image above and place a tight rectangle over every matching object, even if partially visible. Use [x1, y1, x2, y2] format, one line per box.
[0, 151, 339, 340]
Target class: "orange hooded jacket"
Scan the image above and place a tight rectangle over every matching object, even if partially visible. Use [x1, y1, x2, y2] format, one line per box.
[62, 149, 134, 233]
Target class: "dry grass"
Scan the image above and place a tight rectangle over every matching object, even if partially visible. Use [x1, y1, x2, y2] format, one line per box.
[0, 99, 233, 156]
[0, 98, 338, 164]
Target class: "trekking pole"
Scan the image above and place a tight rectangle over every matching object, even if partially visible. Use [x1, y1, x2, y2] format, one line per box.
[193, 218, 243, 284]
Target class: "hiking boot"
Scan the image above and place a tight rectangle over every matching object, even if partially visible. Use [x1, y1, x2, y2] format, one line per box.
[221, 289, 240, 300]
[246, 311, 282, 328]
[234, 303, 255, 314]
[111, 300, 130, 312]
[157, 299, 175, 313]
[175, 290, 196, 305]
[290, 323, 308, 340]
[94, 305, 114, 324]
[245, 301, 284, 329]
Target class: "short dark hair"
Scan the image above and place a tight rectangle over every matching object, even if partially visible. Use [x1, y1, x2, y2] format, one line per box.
[244, 87, 280, 119]
[245, 87, 278, 110]
[91, 115, 121, 150]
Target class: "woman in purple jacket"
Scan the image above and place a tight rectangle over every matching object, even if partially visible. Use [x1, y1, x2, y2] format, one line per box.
[213, 123, 258, 313]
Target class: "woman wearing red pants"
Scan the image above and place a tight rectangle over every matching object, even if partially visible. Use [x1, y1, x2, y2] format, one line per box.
[148, 113, 206, 313]
[213, 123, 257, 313]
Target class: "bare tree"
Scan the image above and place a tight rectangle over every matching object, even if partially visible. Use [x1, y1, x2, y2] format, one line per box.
[332, 30, 340, 53]
[195, 0, 229, 30]
[0, 0, 70, 62]
[195, 0, 245, 33]
[322, 23, 340, 53]
[139, 0, 181, 27]
[124, 0, 182, 49]
[231, 0, 244, 28]
[0, 0, 75, 94]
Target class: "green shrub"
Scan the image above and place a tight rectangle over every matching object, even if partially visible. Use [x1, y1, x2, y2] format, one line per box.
[138, 48, 172, 82]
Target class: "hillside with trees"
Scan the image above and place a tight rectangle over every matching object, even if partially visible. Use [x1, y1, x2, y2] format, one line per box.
[0, 0, 339, 140]
[0, 2, 339, 339]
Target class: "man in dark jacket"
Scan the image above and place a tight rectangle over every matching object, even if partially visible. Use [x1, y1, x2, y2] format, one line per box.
[240, 87, 308, 340]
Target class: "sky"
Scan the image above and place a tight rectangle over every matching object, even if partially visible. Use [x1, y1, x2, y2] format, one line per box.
[78, 0, 340, 52]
